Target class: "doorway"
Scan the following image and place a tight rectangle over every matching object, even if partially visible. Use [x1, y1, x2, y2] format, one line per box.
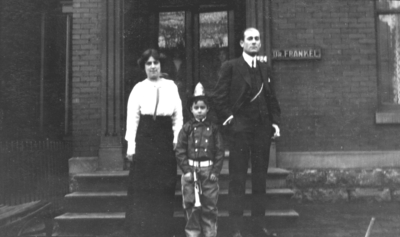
[158, 10, 233, 94]
[157, 3, 245, 119]
[123, 0, 245, 121]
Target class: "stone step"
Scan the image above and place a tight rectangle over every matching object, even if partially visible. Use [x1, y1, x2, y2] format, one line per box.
[174, 209, 299, 218]
[70, 166, 291, 192]
[55, 210, 299, 235]
[64, 189, 294, 213]
[54, 213, 123, 236]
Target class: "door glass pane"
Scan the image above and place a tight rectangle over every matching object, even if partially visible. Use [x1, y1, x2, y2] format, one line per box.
[159, 12, 185, 49]
[158, 11, 189, 118]
[158, 12, 186, 82]
[377, 0, 400, 11]
[199, 11, 229, 93]
[378, 14, 400, 104]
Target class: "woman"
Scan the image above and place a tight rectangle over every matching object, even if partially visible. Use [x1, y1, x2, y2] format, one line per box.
[125, 49, 183, 236]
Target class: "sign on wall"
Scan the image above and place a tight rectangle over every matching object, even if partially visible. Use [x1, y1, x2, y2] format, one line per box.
[272, 48, 321, 60]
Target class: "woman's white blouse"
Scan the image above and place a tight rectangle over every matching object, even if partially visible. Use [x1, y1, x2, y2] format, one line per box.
[125, 78, 183, 155]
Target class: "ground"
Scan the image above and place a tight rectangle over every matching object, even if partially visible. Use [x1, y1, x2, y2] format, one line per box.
[111, 202, 400, 237]
[20, 201, 400, 237]
[258, 202, 400, 237]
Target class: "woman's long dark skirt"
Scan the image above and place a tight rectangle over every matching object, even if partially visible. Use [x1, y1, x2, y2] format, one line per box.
[125, 115, 177, 237]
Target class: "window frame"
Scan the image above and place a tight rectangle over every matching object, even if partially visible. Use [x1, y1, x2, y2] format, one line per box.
[375, 1, 400, 124]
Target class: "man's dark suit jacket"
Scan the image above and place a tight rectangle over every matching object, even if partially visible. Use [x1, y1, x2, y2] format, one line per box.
[213, 55, 281, 130]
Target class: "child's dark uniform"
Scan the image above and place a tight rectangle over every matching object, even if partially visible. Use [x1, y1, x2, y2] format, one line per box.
[176, 117, 224, 237]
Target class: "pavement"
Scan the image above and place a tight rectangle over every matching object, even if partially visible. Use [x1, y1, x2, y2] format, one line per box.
[111, 201, 400, 237]
[21, 201, 400, 237]
[247, 202, 400, 237]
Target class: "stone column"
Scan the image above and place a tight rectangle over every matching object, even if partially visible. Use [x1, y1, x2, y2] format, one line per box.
[246, 0, 277, 168]
[98, 0, 124, 170]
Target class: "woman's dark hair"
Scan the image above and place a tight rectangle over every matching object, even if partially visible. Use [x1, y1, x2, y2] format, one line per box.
[137, 48, 162, 70]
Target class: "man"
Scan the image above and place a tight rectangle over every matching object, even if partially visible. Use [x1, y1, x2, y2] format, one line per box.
[213, 28, 281, 237]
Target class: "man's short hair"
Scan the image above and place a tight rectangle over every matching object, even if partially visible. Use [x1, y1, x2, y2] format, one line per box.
[241, 27, 259, 41]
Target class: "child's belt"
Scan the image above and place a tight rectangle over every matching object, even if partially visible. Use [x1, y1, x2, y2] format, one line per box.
[189, 159, 213, 167]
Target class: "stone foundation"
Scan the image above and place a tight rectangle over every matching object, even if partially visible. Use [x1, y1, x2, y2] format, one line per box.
[287, 168, 400, 203]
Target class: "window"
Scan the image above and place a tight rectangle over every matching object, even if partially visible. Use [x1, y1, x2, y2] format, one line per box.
[376, 0, 400, 123]
[157, 9, 234, 95]
[199, 11, 229, 91]
[158, 12, 185, 49]
[199, 11, 228, 49]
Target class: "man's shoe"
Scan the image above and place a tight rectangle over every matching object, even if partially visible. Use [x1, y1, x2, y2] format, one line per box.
[232, 230, 243, 237]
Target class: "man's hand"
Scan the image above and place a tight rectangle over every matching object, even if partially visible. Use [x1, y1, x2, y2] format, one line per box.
[272, 124, 280, 138]
[173, 142, 177, 150]
[223, 115, 234, 126]
[210, 173, 218, 182]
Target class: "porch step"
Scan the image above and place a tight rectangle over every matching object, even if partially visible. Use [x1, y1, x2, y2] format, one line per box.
[54, 213, 123, 236]
[55, 210, 299, 235]
[70, 166, 291, 192]
[173, 209, 299, 218]
[57, 159, 297, 236]
[64, 189, 294, 213]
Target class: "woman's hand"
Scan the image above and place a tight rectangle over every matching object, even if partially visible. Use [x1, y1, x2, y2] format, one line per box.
[126, 154, 134, 162]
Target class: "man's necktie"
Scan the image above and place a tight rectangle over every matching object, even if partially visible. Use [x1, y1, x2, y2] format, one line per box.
[153, 87, 159, 120]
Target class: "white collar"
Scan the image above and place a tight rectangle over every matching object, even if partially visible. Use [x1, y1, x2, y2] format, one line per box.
[195, 117, 207, 122]
[146, 78, 163, 87]
[242, 52, 256, 68]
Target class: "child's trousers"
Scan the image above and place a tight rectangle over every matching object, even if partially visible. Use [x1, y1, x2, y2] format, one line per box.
[181, 165, 219, 237]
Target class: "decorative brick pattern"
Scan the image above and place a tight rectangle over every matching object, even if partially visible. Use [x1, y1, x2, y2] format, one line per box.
[71, 0, 102, 156]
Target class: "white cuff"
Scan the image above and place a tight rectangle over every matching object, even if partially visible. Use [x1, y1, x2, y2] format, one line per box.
[223, 115, 234, 126]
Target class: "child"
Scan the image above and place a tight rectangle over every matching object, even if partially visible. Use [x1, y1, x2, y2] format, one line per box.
[175, 82, 224, 237]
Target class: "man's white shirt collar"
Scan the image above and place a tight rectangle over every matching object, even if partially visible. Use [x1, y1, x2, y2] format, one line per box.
[242, 52, 256, 68]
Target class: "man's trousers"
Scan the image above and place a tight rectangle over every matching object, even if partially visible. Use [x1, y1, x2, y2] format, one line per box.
[228, 116, 272, 228]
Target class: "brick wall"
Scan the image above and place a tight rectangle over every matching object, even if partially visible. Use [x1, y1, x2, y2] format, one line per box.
[0, 0, 65, 140]
[0, 1, 42, 139]
[272, 0, 400, 152]
[69, 0, 400, 156]
[71, 0, 102, 156]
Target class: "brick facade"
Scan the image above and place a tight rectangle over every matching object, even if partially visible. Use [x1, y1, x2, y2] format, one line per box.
[0, 1, 42, 139]
[68, 0, 400, 158]
[71, 0, 102, 156]
[0, 0, 66, 140]
[272, 0, 400, 152]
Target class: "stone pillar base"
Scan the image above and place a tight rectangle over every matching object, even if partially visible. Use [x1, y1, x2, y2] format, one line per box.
[69, 157, 98, 174]
[98, 136, 124, 171]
